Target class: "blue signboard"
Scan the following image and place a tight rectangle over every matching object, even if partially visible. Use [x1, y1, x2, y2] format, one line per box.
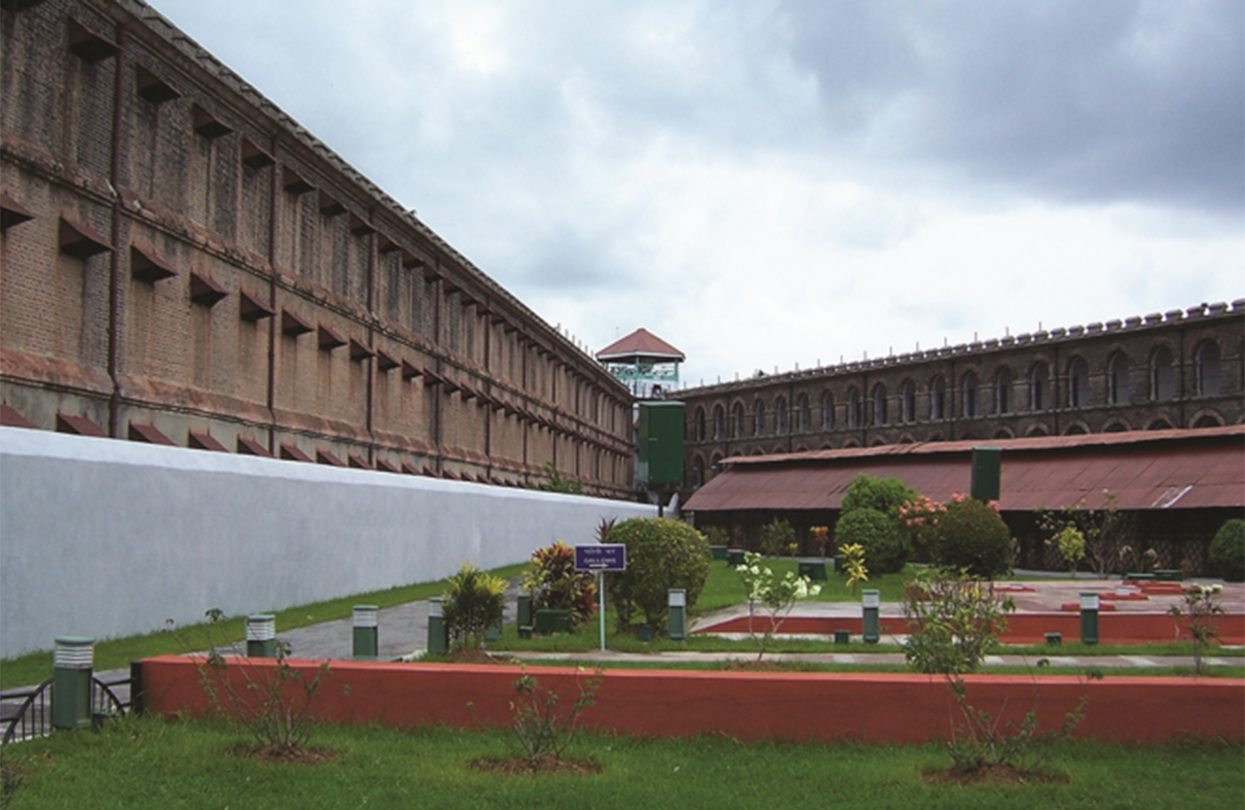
[574, 544, 627, 572]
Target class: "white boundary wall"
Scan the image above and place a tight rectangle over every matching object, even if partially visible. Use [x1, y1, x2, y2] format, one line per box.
[0, 427, 656, 659]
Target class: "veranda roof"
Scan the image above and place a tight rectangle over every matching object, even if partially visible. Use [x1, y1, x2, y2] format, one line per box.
[684, 425, 1244, 513]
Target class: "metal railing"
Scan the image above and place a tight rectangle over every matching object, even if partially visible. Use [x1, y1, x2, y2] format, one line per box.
[1, 674, 132, 746]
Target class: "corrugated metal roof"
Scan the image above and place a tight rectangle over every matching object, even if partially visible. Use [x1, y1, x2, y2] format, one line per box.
[686, 426, 1244, 513]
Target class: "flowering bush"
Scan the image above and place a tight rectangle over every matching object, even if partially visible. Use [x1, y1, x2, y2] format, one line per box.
[522, 541, 597, 629]
[1169, 583, 1225, 675]
[899, 495, 947, 558]
[808, 525, 830, 557]
[735, 551, 821, 661]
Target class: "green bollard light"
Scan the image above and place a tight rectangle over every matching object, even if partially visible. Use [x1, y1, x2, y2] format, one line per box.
[352, 605, 379, 660]
[862, 589, 880, 644]
[668, 589, 687, 641]
[517, 592, 533, 639]
[52, 637, 94, 731]
[246, 614, 277, 657]
[427, 597, 448, 655]
[1079, 592, 1100, 645]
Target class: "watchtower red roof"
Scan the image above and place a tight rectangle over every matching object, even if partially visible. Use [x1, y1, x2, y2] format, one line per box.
[596, 328, 685, 362]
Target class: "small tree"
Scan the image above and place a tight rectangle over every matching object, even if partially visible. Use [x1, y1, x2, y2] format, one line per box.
[1035, 491, 1133, 576]
[506, 666, 602, 769]
[735, 551, 821, 661]
[839, 542, 869, 592]
[1168, 584, 1226, 675]
[1053, 525, 1086, 576]
[443, 563, 507, 650]
[902, 569, 1083, 775]
[182, 609, 332, 758]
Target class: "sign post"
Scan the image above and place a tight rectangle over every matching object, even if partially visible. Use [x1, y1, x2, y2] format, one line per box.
[575, 544, 627, 653]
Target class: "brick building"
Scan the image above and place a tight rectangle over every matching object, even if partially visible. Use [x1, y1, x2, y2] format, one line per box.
[680, 301, 1243, 493]
[1, 0, 634, 496]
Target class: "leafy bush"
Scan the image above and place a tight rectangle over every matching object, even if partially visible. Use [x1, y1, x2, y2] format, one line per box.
[703, 525, 729, 547]
[444, 563, 507, 649]
[841, 475, 918, 519]
[931, 497, 1014, 577]
[522, 542, 597, 628]
[834, 508, 908, 574]
[759, 518, 796, 556]
[605, 518, 711, 631]
[1209, 518, 1245, 582]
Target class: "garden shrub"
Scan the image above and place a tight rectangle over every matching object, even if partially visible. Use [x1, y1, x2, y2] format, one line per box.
[759, 518, 796, 556]
[605, 518, 711, 631]
[522, 542, 597, 628]
[444, 563, 507, 649]
[703, 525, 729, 547]
[834, 508, 908, 574]
[841, 475, 918, 519]
[931, 497, 1014, 577]
[1209, 518, 1245, 582]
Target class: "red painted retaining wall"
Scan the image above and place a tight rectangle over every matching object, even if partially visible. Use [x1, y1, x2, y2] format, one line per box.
[697, 613, 1245, 644]
[138, 656, 1245, 744]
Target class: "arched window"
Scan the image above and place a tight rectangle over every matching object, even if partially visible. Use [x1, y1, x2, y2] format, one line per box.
[846, 387, 861, 428]
[930, 376, 946, 420]
[712, 404, 725, 440]
[995, 367, 1013, 415]
[820, 391, 834, 430]
[797, 394, 811, 432]
[1195, 340, 1222, 396]
[694, 407, 706, 442]
[753, 400, 765, 436]
[691, 456, 705, 488]
[900, 379, 916, 423]
[1149, 346, 1175, 401]
[871, 384, 888, 426]
[1067, 357, 1089, 408]
[1029, 362, 1050, 411]
[731, 402, 745, 438]
[961, 372, 979, 418]
[775, 396, 789, 434]
[1106, 352, 1130, 406]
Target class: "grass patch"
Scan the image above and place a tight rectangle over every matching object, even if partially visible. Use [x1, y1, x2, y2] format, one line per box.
[695, 559, 915, 611]
[1, 715, 1240, 809]
[0, 563, 527, 690]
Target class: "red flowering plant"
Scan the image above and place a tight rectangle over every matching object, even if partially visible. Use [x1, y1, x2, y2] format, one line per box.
[899, 494, 948, 559]
[808, 526, 830, 558]
[521, 541, 597, 628]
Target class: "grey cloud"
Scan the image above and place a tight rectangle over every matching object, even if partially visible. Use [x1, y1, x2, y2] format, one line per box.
[781, 0, 1244, 213]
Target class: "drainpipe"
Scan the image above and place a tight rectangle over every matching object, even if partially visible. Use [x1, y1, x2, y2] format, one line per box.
[483, 300, 492, 479]
[106, 28, 125, 437]
[364, 206, 376, 465]
[432, 257, 443, 473]
[265, 134, 279, 455]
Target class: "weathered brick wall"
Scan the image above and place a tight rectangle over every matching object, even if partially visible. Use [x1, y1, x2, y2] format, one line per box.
[1, 0, 634, 496]
[684, 305, 1244, 488]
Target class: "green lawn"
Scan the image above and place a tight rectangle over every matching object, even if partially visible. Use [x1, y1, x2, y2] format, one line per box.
[2, 716, 1240, 809]
[695, 558, 915, 611]
[0, 564, 527, 690]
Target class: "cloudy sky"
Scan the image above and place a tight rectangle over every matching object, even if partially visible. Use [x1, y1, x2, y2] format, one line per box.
[152, 0, 1243, 388]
